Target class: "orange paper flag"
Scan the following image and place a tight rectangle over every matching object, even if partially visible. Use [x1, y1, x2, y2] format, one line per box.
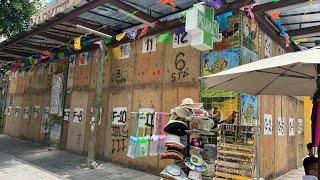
[269, 12, 280, 20]
[138, 25, 149, 39]
[159, 0, 175, 11]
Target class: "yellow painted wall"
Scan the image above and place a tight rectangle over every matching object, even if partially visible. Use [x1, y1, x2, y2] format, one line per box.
[304, 97, 312, 145]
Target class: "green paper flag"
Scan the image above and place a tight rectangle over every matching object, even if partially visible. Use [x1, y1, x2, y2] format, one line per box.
[58, 52, 65, 60]
[27, 56, 34, 65]
[103, 37, 112, 46]
[157, 32, 172, 43]
[271, 0, 280, 2]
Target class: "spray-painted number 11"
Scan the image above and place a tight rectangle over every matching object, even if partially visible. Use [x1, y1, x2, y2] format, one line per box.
[142, 36, 156, 53]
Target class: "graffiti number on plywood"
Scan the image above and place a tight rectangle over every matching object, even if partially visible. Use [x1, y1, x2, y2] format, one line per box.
[73, 107, 84, 123]
[112, 107, 127, 125]
[142, 36, 156, 53]
[173, 32, 190, 48]
[171, 52, 189, 82]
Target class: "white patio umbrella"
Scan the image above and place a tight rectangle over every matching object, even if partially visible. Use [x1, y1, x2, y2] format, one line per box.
[201, 47, 320, 96]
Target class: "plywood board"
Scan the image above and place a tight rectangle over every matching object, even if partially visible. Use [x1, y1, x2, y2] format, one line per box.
[66, 91, 88, 154]
[259, 95, 275, 179]
[274, 96, 288, 177]
[73, 53, 91, 88]
[287, 97, 297, 171]
[134, 40, 164, 85]
[163, 45, 200, 84]
[110, 43, 135, 88]
[105, 90, 132, 166]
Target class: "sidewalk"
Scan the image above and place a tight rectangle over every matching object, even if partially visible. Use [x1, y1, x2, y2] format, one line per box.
[0, 134, 158, 180]
[275, 167, 305, 180]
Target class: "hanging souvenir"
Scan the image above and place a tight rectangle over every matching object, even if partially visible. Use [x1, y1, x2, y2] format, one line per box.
[74, 37, 81, 50]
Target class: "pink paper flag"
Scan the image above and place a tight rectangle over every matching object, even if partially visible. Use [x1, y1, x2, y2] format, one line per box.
[94, 40, 104, 50]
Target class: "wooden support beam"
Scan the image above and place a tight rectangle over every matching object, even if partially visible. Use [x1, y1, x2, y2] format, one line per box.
[17, 42, 48, 51]
[38, 32, 69, 44]
[107, 1, 157, 23]
[287, 25, 320, 37]
[0, 56, 14, 61]
[254, 0, 309, 12]
[254, 13, 298, 52]
[67, 18, 119, 36]
[2, 49, 31, 57]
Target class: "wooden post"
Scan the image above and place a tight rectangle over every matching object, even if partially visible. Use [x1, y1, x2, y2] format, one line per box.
[87, 46, 106, 167]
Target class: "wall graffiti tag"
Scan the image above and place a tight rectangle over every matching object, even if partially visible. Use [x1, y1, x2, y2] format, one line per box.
[73, 107, 84, 123]
[15, 106, 21, 118]
[33, 106, 41, 118]
[112, 107, 127, 125]
[111, 69, 128, 85]
[63, 109, 71, 121]
[173, 31, 190, 48]
[171, 52, 189, 82]
[111, 107, 129, 153]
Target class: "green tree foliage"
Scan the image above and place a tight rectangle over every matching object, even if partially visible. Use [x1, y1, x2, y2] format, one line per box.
[0, 0, 40, 37]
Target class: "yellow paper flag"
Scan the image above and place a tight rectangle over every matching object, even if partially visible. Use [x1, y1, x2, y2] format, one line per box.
[74, 37, 81, 50]
[113, 47, 122, 59]
[116, 32, 127, 41]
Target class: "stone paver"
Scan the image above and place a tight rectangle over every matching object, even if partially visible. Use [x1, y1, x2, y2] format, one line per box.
[0, 134, 159, 180]
[275, 167, 305, 180]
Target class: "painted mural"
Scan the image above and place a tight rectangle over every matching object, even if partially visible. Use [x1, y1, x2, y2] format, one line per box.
[201, 49, 240, 122]
[239, 94, 258, 126]
[242, 16, 259, 53]
[240, 46, 259, 65]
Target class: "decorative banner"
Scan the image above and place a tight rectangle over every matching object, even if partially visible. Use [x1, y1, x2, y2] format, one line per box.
[298, 119, 303, 134]
[23, 107, 30, 119]
[142, 36, 157, 53]
[138, 24, 149, 39]
[278, 117, 285, 136]
[264, 35, 272, 58]
[73, 107, 84, 123]
[33, 106, 41, 118]
[264, 114, 272, 135]
[173, 30, 190, 48]
[116, 32, 127, 41]
[63, 109, 71, 121]
[112, 47, 122, 59]
[157, 32, 172, 43]
[69, 55, 76, 67]
[289, 118, 295, 136]
[112, 107, 127, 125]
[15, 106, 21, 118]
[138, 108, 155, 128]
[49, 74, 63, 115]
[74, 37, 81, 50]
[78, 52, 88, 66]
[158, 0, 175, 11]
[119, 43, 130, 59]
[185, 4, 219, 51]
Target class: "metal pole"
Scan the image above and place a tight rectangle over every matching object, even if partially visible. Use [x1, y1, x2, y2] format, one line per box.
[87, 46, 106, 167]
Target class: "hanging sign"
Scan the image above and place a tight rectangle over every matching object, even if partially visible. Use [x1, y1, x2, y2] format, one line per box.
[15, 106, 21, 118]
[49, 74, 63, 115]
[142, 36, 157, 53]
[277, 117, 285, 136]
[73, 107, 84, 123]
[112, 107, 127, 125]
[264, 114, 272, 135]
[138, 108, 154, 128]
[298, 119, 303, 134]
[63, 109, 71, 121]
[33, 106, 41, 118]
[289, 118, 295, 136]
[78, 52, 88, 66]
[185, 4, 219, 51]
[173, 31, 190, 48]
[23, 107, 30, 119]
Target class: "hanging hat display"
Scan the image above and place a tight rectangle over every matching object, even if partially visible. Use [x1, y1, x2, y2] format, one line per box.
[164, 116, 188, 136]
[184, 154, 209, 172]
[160, 165, 187, 180]
[165, 134, 185, 150]
[180, 98, 203, 109]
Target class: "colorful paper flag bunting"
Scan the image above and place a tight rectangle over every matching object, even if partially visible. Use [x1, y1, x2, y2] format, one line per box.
[269, 12, 280, 20]
[127, 29, 138, 40]
[116, 32, 127, 41]
[157, 32, 172, 43]
[112, 47, 122, 59]
[138, 25, 149, 39]
[103, 37, 112, 46]
[74, 37, 81, 50]
[57, 52, 65, 60]
[94, 40, 104, 50]
[158, 0, 175, 11]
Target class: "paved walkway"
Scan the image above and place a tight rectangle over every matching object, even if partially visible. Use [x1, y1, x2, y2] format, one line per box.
[275, 167, 305, 180]
[0, 134, 158, 180]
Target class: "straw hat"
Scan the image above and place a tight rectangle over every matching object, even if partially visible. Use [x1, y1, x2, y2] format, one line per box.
[165, 134, 185, 150]
[174, 106, 191, 118]
[184, 154, 208, 172]
[180, 98, 203, 109]
[164, 117, 188, 136]
[160, 165, 187, 180]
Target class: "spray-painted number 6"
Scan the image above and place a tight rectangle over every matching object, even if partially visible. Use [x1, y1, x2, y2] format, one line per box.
[171, 52, 189, 82]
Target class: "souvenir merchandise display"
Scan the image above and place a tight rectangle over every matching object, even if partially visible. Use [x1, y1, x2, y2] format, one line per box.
[160, 98, 215, 180]
[127, 112, 166, 159]
[215, 124, 256, 180]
